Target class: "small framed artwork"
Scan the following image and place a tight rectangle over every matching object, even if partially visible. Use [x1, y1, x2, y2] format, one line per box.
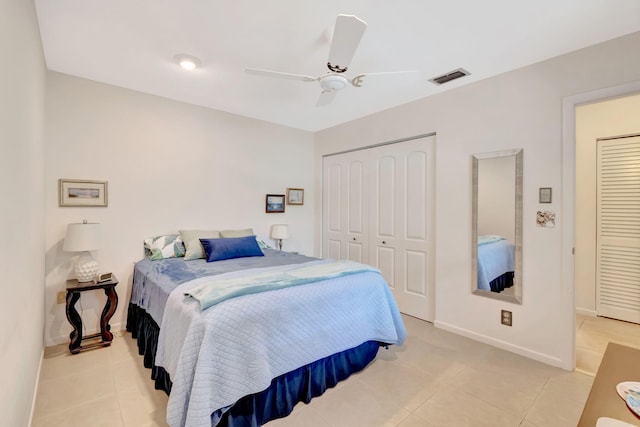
[287, 188, 304, 205]
[536, 210, 556, 228]
[265, 194, 285, 213]
[59, 179, 108, 207]
[539, 187, 552, 204]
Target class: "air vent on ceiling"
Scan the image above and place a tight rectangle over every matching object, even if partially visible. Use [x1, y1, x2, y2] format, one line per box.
[429, 68, 470, 85]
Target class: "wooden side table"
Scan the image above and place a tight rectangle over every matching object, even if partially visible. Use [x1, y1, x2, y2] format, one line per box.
[65, 276, 119, 354]
[578, 342, 640, 426]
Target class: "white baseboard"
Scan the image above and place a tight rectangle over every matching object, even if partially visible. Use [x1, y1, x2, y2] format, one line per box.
[47, 321, 125, 347]
[29, 348, 44, 427]
[434, 320, 564, 369]
[575, 307, 597, 317]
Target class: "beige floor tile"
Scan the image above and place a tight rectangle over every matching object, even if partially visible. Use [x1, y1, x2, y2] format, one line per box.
[308, 377, 411, 427]
[34, 364, 117, 416]
[35, 313, 638, 427]
[31, 395, 123, 427]
[412, 383, 522, 427]
[452, 365, 544, 418]
[395, 412, 436, 427]
[355, 356, 443, 412]
[386, 337, 468, 384]
[576, 345, 604, 376]
[543, 370, 594, 405]
[39, 342, 113, 381]
[523, 387, 585, 427]
[117, 385, 169, 427]
[265, 402, 334, 427]
[575, 315, 640, 374]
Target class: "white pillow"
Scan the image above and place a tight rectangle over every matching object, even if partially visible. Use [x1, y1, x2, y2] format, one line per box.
[179, 229, 220, 260]
[220, 228, 254, 238]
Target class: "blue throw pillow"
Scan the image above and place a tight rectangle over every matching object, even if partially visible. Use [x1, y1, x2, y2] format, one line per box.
[200, 236, 264, 262]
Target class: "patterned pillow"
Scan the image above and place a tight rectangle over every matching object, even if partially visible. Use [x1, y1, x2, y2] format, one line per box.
[143, 234, 185, 260]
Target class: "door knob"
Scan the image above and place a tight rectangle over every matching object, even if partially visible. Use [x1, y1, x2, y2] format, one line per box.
[352, 237, 356, 241]
[382, 241, 386, 244]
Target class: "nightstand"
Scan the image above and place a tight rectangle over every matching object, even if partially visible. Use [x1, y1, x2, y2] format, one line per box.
[65, 276, 119, 354]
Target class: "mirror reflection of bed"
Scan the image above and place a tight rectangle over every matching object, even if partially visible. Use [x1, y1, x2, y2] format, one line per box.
[477, 235, 515, 295]
[472, 149, 522, 304]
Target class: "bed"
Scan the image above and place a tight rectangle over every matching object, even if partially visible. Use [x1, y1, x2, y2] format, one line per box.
[477, 235, 515, 293]
[126, 236, 406, 427]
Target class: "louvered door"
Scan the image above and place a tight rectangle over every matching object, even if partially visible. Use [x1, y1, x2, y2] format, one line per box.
[596, 135, 640, 323]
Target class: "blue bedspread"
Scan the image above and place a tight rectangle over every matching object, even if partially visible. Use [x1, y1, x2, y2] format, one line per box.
[130, 249, 315, 325]
[477, 238, 515, 291]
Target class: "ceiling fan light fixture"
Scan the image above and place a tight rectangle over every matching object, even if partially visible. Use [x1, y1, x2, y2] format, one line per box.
[320, 74, 348, 91]
[174, 54, 201, 71]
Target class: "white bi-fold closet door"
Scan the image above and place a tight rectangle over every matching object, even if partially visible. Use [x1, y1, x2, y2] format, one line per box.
[322, 136, 435, 321]
[596, 135, 640, 324]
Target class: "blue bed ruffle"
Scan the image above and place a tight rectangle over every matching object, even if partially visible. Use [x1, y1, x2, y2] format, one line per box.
[126, 303, 381, 427]
[489, 271, 514, 293]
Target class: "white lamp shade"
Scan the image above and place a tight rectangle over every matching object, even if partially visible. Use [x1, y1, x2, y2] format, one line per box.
[270, 224, 290, 240]
[63, 222, 102, 252]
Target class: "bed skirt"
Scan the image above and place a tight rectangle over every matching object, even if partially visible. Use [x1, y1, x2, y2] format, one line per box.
[126, 303, 381, 427]
[489, 271, 514, 293]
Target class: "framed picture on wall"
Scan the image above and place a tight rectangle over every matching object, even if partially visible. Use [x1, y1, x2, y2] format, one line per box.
[539, 187, 552, 204]
[265, 194, 285, 213]
[59, 179, 108, 207]
[287, 188, 304, 205]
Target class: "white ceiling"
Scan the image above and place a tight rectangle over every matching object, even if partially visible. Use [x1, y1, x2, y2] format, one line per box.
[35, 1, 640, 132]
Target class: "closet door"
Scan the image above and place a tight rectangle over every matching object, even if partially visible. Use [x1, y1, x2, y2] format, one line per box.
[596, 135, 640, 323]
[322, 151, 369, 263]
[368, 137, 435, 321]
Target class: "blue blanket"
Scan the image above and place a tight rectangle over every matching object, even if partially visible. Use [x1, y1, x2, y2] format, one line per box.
[130, 249, 315, 324]
[185, 260, 380, 310]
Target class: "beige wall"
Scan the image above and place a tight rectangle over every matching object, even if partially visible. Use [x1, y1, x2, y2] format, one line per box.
[0, 0, 46, 425]
[315, 31, 640, 368]
[575, 94, 640, 315]
[44, 72, 315, 345]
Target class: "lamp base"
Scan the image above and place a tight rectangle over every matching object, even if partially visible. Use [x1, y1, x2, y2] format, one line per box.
[75, 251, 99, 282]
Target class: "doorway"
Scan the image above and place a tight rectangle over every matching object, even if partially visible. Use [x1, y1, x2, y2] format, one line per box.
[571, 91, 640, 373]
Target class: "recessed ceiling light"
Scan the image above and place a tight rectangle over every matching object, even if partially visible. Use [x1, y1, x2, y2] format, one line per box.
[174, 54, 201, 71]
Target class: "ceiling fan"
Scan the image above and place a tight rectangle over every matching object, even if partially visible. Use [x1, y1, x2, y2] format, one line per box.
[245, 14, 417, 106]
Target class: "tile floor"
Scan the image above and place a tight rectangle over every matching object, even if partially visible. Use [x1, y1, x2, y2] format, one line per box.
[575, 313, 640, 376]
[34, 314, 626, 427]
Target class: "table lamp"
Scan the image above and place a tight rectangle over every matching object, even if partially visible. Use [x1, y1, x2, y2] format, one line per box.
[270, 224, 289, 251]
[63, 220, 102, 282]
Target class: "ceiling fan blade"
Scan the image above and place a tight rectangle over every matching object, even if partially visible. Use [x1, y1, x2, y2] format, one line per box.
[245, 68, 317, 82]
[327, 15, 367, 73]
[351, 71, 422, 87]
[316, 90, 337, 107]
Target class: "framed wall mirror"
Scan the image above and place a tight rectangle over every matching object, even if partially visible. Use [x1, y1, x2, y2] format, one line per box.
[472, 149, 523, 304]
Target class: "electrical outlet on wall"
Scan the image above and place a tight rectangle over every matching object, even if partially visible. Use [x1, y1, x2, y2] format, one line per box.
[501, 310, 512, 326]
[56, 291, 66, 304]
